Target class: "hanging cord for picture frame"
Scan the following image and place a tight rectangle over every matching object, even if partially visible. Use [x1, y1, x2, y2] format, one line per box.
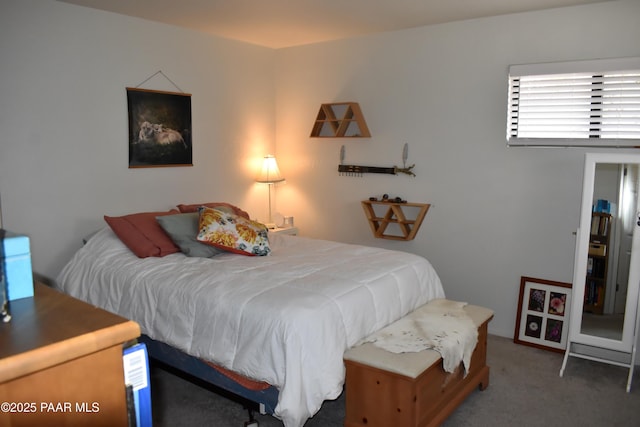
[135, 70, 185, 93]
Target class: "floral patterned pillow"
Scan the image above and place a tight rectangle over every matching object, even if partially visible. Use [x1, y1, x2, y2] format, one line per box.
[196, 206, 270, 256]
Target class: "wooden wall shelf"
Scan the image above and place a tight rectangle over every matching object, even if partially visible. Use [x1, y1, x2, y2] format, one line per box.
[310, 102, 370, 138]
[361, 200, 430, 241]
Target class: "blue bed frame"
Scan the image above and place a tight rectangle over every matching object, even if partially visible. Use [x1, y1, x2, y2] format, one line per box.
[139, 335, 279, 417]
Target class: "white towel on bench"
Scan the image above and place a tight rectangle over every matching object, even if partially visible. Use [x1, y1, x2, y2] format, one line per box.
[361, 299, 478, 374]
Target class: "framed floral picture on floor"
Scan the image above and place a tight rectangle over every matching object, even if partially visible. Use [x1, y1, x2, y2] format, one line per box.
[514, 276, 572, 353]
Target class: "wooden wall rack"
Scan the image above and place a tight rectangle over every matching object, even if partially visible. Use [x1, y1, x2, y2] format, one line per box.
[310, 102, 370, 138]
[361, 200, 430, 241]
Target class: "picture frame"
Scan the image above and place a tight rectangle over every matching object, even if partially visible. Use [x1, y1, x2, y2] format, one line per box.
[126, 88, 193, 168]
[514, 276, 572, 353]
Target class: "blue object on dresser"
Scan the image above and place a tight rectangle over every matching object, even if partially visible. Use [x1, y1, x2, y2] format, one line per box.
[1, 230, 34, 301]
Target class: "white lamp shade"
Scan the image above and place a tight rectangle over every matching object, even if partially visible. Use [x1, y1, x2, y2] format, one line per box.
[256, 155, 285, 184]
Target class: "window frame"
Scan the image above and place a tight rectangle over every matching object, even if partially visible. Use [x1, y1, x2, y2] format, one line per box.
[507, 57, 640, 147]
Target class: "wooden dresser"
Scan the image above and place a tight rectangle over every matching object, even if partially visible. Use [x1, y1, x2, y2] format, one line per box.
[0, 282, 140, 427]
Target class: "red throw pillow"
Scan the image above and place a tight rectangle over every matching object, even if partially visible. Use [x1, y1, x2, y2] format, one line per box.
[104, 210, 180, 258]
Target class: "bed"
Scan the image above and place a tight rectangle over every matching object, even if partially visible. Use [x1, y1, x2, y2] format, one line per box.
[55, 206, 445, 427]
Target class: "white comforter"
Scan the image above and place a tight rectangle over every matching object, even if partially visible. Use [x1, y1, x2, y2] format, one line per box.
[56, 228, 445, 427]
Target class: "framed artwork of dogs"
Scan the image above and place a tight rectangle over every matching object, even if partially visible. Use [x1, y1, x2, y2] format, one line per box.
[126, 88, 192, 168]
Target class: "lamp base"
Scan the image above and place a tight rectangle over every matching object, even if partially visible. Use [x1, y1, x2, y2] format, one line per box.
[264, 222, 276, 229]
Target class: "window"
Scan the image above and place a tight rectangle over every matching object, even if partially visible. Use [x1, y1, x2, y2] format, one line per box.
[507, 57, 640, 147]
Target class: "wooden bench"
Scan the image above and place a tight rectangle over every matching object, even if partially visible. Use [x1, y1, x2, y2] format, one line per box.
[343, 302, 494, 427]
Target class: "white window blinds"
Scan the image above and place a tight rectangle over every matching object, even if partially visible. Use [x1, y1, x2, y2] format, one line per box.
[507, 57, 640, 147]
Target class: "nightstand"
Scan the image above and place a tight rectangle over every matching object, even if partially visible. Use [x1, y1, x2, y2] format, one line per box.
[0, 282, 141, 426]
[269, 227, 299, 236]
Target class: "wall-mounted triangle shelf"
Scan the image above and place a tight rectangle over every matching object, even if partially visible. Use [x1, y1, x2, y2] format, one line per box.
[361, 200, 430, 241]
[310, 102, 370, 138]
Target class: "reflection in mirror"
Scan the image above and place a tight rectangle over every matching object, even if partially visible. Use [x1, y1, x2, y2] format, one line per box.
[580, 163, 639, 341]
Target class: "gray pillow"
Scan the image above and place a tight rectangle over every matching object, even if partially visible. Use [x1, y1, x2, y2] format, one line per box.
[156, 212, 223, 258]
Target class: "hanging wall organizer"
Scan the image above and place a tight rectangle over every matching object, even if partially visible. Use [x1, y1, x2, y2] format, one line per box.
[338, 144, 416, 177]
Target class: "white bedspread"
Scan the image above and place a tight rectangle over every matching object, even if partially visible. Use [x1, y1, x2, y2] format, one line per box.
[56, 228, 445, 427]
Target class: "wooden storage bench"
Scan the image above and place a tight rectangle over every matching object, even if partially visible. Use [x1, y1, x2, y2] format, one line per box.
[343, 303, 494, 427]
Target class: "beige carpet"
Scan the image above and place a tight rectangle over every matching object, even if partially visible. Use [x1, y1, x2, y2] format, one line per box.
[151, 335, 640, 426]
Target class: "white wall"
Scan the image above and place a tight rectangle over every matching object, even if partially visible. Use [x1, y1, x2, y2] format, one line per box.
[274, 0, 640, 337]
[1, 0, 639, 340]
[0, 0, 276, 278]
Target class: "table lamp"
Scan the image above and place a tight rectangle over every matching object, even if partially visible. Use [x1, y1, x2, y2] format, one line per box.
[256, 155, 285, 228]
